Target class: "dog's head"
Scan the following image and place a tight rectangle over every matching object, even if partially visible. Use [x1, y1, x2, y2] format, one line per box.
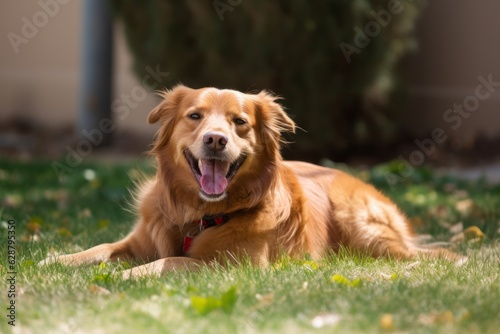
[148, 85, 295, 203]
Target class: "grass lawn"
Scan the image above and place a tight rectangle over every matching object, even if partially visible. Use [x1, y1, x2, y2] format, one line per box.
[0, 158, 499, 333]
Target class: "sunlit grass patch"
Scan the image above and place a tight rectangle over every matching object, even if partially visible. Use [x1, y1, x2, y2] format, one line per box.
[0, 159, 499, 333]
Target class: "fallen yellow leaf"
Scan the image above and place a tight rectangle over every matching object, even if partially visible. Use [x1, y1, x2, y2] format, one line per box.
[379, 313, 394, 331]
[331, 274, 361, 287]
[464, 226, 484, 240]
[302, 260, 319, 270]
[435, 311, 454, 325]
[450, 225, 485, 246]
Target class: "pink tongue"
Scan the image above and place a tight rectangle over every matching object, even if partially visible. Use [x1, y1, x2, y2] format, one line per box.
[200, 159, 229, 195]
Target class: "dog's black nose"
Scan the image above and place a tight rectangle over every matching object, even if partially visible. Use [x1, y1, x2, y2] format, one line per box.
[203, 132, 228, 151]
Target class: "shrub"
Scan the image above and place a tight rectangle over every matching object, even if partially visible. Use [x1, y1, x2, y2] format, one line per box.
[110, 0, 424, 160]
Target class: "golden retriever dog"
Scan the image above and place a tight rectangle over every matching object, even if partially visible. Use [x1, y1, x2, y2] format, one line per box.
[41, 85, 464, 277]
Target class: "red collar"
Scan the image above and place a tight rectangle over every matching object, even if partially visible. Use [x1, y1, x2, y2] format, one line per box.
[183, 214, 230, 254]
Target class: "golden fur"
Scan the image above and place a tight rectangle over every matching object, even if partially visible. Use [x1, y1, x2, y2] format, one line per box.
[41, 86, 464, 277]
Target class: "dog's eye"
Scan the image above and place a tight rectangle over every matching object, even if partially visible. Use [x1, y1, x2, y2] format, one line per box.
[188, 112, 202, 120]
[234, 118, 247, 125]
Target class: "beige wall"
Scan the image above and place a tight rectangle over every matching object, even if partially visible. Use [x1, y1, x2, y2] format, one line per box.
[1, 0, 81, 126]
[0, 0, 159, 137]
[1, 1, 499, 143]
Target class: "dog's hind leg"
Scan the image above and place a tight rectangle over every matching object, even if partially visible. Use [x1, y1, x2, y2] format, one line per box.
[335, 195, 465, 263]
[361, 228, 465, 263]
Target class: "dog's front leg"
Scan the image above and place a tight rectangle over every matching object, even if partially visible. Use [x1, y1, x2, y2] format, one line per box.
[39, 241, 134, 266]
[121, 257, 203, 279]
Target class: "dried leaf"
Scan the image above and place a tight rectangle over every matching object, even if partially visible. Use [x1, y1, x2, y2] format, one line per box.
[78, 208, 92, 219]
[21, 234, 40, 242]
[435, 311, 454, 325]
[27, 217, 43, 233]
[455, 199, 474, 215]
[419, 311, 455, 326]
[311, 313, 341, 328]
[464, 226, 484, 240]
[450, 226, 484, 246]
[379, 314, 394, 331]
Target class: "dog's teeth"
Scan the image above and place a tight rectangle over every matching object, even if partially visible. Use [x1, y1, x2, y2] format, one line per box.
[198, 160, 202, 170]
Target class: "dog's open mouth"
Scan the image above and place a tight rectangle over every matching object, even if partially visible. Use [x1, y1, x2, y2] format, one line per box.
[184, 150, 246, 200]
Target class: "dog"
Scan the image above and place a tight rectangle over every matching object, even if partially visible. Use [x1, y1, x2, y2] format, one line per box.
[41, 85, 464, 277]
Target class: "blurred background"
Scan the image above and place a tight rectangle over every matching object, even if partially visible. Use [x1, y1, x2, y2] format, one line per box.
[1, 0, 499, 177]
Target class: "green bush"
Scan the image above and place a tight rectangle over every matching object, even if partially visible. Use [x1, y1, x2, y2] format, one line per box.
[110, 0, 424, 160]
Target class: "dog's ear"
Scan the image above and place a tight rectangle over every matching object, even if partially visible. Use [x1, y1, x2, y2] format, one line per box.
[148, 85, 191, 153]
[148, 85, 191, 124]
[255, 91, 296, 151]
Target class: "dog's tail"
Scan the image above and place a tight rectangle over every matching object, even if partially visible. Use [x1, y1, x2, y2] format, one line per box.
[407, 236, 467, 265]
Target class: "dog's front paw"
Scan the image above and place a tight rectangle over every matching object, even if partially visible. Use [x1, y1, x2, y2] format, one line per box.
[38, 255, 63, 266]
[38, 254, 80, 266]
[121, 268, 134, 280]
[120, 266, 161, 280]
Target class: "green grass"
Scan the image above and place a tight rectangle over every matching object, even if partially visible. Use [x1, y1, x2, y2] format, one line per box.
[1, 158, 499, 333]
